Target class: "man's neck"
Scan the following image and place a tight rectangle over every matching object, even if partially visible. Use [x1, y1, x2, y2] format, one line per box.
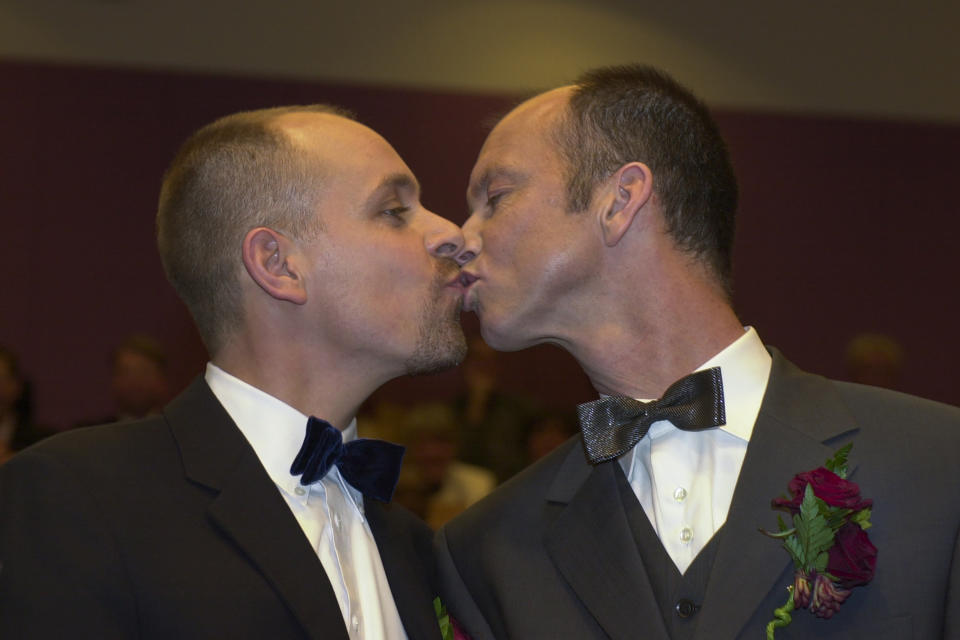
[211, 337, 386, 431]
[567, 288, 744, 400]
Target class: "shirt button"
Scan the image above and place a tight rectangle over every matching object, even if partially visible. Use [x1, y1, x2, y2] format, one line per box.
[294, 486, 306, 496]
[333, 514, 341, 528]
[675, 599, 700, 618]
[673, 487, 687, 502]
[680, 527, 693, 543]
[351, 614, 359, 630]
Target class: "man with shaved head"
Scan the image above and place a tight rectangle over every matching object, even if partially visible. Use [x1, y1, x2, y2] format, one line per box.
[437, 66, 960, 639]
[0, 106, 471, 639]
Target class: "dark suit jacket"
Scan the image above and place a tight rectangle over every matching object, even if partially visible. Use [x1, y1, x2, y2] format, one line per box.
[437, 350, 960, 639]
[0, 378, 442, 640]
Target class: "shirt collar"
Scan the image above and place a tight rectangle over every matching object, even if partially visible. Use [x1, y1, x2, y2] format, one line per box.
[203, 363, 358, 497]
[693, 326, 772, 442]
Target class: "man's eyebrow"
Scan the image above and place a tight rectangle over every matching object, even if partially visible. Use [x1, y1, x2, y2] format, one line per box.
[366, 173, 420, 206]
[468, 167, 525, 203]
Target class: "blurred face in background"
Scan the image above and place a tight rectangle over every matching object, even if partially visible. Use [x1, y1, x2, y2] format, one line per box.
[111, 348, 168, 418]
[0, 356, 23, 418]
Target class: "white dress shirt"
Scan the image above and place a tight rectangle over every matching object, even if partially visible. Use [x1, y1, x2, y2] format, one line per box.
[205, 364, 407, 640]
[618, 327, 772, 574]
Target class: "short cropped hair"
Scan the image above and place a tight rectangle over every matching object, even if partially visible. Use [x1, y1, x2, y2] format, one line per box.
[556, 65, 738, 294]
[156, 105, 351, 354]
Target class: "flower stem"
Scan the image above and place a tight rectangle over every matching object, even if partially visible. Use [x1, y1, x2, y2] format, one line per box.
[758, 527, 797, 539]
[765, 587, 795, 640]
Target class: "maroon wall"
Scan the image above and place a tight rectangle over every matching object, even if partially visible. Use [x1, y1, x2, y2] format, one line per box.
[722, 113, 960, 405]
[3, 59, 958, 429]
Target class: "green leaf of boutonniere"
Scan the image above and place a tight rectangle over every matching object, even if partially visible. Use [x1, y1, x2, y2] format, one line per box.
[824, 507, 853, 532]
[434, 596, 454, 640]
[795, 485, 835, 571]
[783, 535, 804, 567]
[813, 551, 829, 574]
[824, 442, 852, 478]
[852, 507, 872, 530]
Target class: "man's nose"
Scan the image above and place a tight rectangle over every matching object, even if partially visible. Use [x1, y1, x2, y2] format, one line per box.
[455, 214, 482, 266]
[424, 211, 476, 266]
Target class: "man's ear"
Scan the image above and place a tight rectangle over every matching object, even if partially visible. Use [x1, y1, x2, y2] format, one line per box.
[241, 227, 307, 305]
[598, 162, 654, 247]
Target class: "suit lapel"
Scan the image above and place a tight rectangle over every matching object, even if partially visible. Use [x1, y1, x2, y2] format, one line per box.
[365, 499, 441, 640]
[544, 442, 671, 640]
[692, 350, 860, 640]
[166, 378, 348, 640]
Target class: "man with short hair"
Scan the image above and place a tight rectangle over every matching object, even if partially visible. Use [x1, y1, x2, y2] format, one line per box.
[0, 105, 470, 639]
[437, 66, 960, 639]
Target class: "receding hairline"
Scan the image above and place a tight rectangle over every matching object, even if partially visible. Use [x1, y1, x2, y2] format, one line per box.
[507, 85, 574, 120]
[265, 110, 402, 186]
[266, 114, 422, 218]
[468, 88, 573, 206]
[490, 86, 575, 147]
[268, 109, 359, 141]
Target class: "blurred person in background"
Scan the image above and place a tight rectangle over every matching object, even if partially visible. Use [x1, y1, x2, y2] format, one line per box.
[74, 333, 170, 428]
[404, 402, 496, 529]
[455, 335, 538, 481]
[524, 409, 577, 464]
[110, 333, 170, 420]
[844, 332, 904, 390]
[0, 346, 50, 463]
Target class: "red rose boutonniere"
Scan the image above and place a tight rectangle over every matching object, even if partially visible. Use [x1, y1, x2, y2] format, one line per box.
[760, 443, 877, 639]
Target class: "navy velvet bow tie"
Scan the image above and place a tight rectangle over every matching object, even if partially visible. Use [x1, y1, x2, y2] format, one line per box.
[576, 367, 726, 464]
[290, 416, 405, 502]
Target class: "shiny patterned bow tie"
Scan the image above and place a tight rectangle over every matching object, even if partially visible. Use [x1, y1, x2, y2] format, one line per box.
[576, 367, 726, 464]
[290, 416, 405, 502]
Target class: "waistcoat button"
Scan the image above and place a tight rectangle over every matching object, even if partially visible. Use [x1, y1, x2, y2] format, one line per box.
[675, 599, 700, 618]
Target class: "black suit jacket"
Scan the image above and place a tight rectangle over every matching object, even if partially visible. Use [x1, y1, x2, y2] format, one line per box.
[437, 350, 960, 639]
[0, 378, 442, 639]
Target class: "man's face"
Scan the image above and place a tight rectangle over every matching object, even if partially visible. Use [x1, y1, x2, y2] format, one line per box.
[460, 89, 599, 351]
[111, 349, 167, 418]
[284, 115, 467, 376]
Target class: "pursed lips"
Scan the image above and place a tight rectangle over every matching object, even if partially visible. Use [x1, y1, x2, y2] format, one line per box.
[453, 270, 479, 311]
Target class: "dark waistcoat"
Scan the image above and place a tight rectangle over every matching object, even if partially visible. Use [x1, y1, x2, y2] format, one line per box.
[616, 465, 725, 640]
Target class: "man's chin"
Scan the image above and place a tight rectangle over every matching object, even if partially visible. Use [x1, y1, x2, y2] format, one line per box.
[478, 317, 528, 353]
[403, 322, 467, 376]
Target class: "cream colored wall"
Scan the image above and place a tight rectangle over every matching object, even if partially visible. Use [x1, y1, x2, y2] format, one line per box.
[2, 0, 957, 122]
